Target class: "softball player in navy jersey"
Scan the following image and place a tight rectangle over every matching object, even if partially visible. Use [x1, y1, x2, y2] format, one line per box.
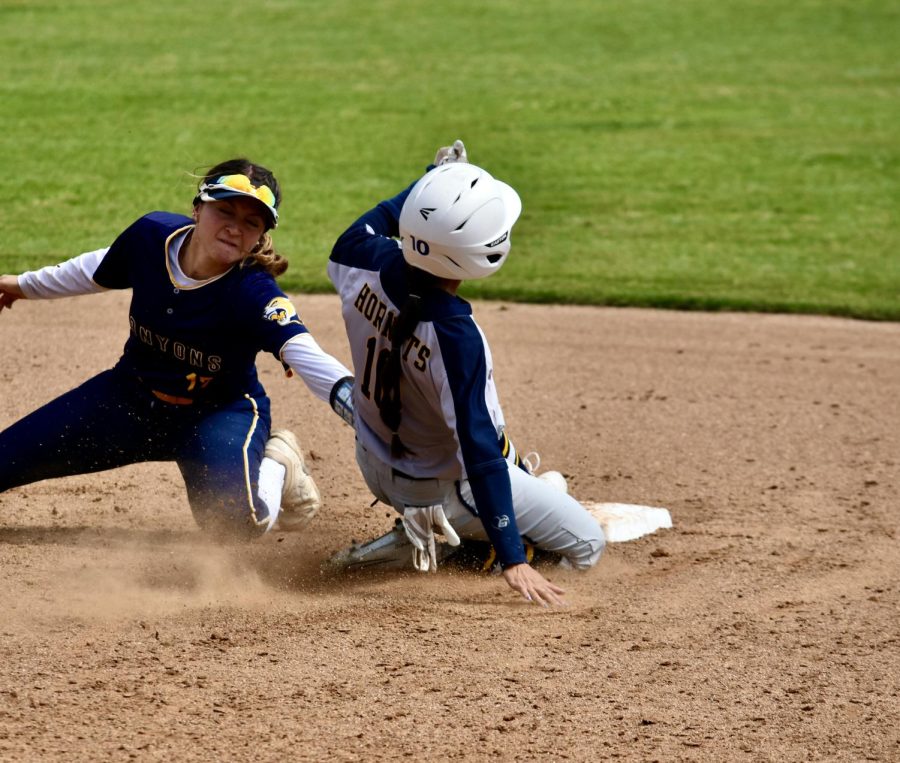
[0, 158, 353, 538]
[327, 143, 604, 606]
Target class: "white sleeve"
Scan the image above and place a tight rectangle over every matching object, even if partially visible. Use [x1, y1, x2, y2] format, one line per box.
[280, 333, 353, 402]
[17, 248, 110, 299]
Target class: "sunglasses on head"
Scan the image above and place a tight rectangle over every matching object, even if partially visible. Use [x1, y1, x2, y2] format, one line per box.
[200, 174, 277, 209]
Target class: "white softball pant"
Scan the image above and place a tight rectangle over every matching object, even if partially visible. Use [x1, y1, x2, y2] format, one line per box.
[355, 440, 605, 570]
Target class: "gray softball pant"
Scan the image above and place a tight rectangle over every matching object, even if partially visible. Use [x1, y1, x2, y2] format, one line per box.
[355, 440, 605, 570]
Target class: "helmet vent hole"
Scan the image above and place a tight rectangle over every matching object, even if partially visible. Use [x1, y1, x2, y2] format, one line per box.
[470, 178, 479, 188]
[453, 219, 468, 231]
[486, 254, 503, 264]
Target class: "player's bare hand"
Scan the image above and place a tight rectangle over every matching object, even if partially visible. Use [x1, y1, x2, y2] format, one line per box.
[502, 563, 567, 608]
[0, 275, 25, 314]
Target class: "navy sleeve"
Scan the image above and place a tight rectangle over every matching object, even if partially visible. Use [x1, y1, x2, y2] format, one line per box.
[91, 218, 144, 289]
[435, 316, 527, 568]
[92, 212, 191, 289]
[237, 271, 309, 358]
[469, 471, 528, 568]
[330, 180, 419, 270]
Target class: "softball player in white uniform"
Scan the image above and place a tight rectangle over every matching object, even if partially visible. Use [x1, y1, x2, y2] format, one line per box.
[327, 143, 604, 606]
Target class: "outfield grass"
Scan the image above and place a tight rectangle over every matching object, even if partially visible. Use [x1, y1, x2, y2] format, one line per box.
[1, 0, 897, 319]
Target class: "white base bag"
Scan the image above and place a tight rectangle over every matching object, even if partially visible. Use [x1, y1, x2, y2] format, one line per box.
[583, 502, 673, 543]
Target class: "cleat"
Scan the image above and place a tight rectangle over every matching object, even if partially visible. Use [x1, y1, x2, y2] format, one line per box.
[325, 519, 458, 573]
[325, 520, 412, 572]
[265, 429, 321, 530]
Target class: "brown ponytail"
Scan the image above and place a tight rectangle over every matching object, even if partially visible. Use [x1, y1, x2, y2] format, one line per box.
[241, 232, 288, 277]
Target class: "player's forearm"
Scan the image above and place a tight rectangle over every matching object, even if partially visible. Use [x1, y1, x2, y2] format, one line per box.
[280, 333, 353, 402]
[17, 248, 110, 299]
[331, 182, 417, 258]
[468, 469, 528, 568]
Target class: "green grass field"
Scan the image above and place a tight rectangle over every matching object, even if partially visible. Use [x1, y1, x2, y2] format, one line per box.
[1, 0, 897, 319]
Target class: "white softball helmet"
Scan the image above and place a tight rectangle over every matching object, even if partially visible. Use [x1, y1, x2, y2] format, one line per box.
[398, 163, 522, 280]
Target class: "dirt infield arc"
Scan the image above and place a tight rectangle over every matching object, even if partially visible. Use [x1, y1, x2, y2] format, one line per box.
[1, 291, 898, 761]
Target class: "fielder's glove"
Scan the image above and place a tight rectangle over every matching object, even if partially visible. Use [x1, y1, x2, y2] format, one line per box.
[433, 139, 468, 166]
[401, 504, 461, 572]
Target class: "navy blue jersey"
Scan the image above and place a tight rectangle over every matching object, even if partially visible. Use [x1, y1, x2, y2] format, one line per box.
[93, 212, 308, 404]
[328, 184, 527, 567]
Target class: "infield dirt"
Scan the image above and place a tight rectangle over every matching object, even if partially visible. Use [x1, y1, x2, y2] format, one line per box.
[1, 292, 898, 761]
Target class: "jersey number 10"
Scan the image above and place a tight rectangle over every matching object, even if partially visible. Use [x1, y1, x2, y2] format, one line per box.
[359, 336, 389, 407]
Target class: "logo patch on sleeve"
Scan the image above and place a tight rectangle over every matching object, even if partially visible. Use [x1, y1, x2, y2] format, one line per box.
[263, 297, 302, 327]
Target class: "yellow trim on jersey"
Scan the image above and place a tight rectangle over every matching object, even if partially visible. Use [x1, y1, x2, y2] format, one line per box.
[241, 394, 266, 526]
[499, 431, 521, 468]
[164, 225, 194, 287]
[151, 389, 193, 406]
[163, 224, 233, 290]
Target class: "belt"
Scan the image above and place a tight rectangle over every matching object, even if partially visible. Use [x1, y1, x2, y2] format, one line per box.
[151, 389, 194, 406]
[391, 467, 431, 482]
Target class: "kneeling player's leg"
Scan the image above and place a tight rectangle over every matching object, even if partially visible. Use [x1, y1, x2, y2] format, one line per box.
[176, 394, 273, 539]
[449, 463, 605, 570]
[0, 369, 163, 492]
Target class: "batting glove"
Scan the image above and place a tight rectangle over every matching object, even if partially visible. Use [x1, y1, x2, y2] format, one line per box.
[401, 504, 461, 572]
[433, 139, 468, 166]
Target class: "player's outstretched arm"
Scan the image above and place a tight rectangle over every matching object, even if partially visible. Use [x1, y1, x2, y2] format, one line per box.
[0, 275, 25, 314]
[502, 562, 567, 607]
